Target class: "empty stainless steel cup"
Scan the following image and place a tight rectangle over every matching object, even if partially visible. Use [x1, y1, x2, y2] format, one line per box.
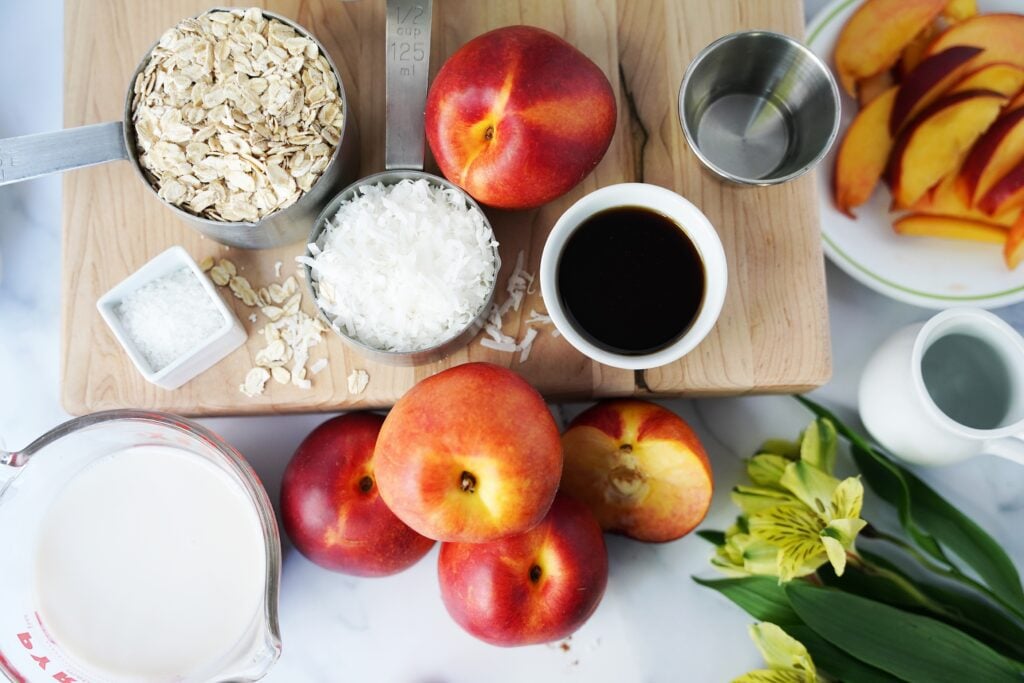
[679, 31, 840, 185]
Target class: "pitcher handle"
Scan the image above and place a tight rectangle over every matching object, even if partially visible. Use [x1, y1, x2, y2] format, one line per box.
[384, 0, 432, 171]
[983, 435, 1024, 466]
[0, 121, 128, 186]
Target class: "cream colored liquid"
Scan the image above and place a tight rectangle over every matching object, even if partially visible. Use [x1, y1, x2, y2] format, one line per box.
[33, 445, 267, 680]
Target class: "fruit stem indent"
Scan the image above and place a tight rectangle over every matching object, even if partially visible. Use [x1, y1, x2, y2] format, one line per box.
[358, 475, 373, 493]
[460, 471, 477, 493]
[529, 564, 542, 583]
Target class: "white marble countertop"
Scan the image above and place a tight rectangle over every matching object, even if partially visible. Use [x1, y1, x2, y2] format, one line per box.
[2, 1, 1023, 681]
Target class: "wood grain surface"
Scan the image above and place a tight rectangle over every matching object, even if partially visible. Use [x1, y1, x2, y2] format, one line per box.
[62, 0, 831, 416]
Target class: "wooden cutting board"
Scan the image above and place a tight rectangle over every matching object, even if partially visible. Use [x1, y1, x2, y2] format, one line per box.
[61, 0, 831, 416]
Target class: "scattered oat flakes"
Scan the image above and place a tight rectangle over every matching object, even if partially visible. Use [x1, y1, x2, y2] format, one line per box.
[240, 367, 270, 397]
[274, 260, 283, 278]
[347, 369, 369, 395]
[203, 255, 328, 397]
[198, 256, 215, 272]
[132, 8, 344, 223]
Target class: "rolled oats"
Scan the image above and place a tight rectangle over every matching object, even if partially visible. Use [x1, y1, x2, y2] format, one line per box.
[133, 8, 344, 222]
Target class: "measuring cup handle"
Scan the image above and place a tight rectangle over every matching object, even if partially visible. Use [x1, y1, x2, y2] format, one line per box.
[385, 0, 432, 171]
[983, 435, 1024, 466]
[0, 448, 28, 490]
[0, 121, 128, 187]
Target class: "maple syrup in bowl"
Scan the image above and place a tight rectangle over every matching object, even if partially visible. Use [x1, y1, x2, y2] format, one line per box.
[540, 183, 728, 370]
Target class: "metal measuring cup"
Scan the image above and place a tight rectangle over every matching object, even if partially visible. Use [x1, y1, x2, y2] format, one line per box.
[304, 0, 500, 366]
[678, 31, 840, 186]
[0, 8, 359, 249]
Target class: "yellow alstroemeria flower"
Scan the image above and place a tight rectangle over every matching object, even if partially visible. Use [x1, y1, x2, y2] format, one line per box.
[733, 623, 819, 683]
[746, 461, 866, 582]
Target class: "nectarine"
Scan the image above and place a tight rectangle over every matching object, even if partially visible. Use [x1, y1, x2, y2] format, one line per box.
[979, 158, 1024, 216]
[425, 26, 616, 209]
[280, 413, 435, 576]
[833, 0, 947, 95]
[893, 213, 1007, 243]
[911, 168, 1022, 227]
[889, 46, 982, 135]
[888, 89, 1006, 209]
[1004, 213, 1024, 269]
[950, 63, 1024, 99]
[958, 107, 1024, 205]
[438, 494, 607, 647]
[833, 86, 898, 217]
[374, 363, 562, 543]
[559, 399, 713, 543]
[924, 14, 1024, 73]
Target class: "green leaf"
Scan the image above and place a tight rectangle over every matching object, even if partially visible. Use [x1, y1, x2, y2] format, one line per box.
[786, 582, 1024, 682]
[796, 396, 1024, 615]
[902, 467, 1024, 610]
[857, 547, 1024, 662]
[693, 576, 800, 625]
[783, 625, 899, 683]
[697, 530, 726, 546]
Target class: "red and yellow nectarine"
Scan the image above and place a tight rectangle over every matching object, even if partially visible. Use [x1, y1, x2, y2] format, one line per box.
[425, 26, 616, 209]
[438, 494, 607, 647]
[559, 399, 713, 543]
[280, 413, 435, 577]
[375, 362, 562, 543]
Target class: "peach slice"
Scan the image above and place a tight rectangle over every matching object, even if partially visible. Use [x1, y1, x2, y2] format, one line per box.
[1004, 214, 1024, 269]
[858, 70, 896, 108]
[958, 107, 1024, 205]
[979, 157, 1024, 216]
[949, 63, 1024, 99]
[900, 21, 942, 78]
[834, 86, 898, 217]
[834, 0, 948, 96]
[890, 46, 983, 134]
[894, 214, 1008, 243]
[889, 89, 1007, 209]
[1009, 91, 1024, 113]
[924, 14, 1024, 73]
[942, 0, 978, 21]
[912, 169, 1022, 227]
[559, 399, 712, 543]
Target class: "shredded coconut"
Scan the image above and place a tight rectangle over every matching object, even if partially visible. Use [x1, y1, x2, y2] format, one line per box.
[300, 179, 499, 352]
[478, 252, 558, 363]
[347, 369, 369, 394]
[116, 267, 225, 371]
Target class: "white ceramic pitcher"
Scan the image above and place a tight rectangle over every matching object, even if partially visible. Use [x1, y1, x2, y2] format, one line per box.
[859, 308, 1024, 467]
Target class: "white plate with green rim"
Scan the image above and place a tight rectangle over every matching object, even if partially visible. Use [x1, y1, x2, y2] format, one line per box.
[807, 0, 1024, 310]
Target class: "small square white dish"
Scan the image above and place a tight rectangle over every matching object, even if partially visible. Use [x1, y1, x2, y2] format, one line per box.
[96, 246, 246, 390]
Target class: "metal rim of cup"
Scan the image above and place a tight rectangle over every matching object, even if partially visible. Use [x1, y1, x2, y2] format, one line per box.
[120, 7, 351, 231]
[677, 30, 841, 186]
[303, 170, 501, 366]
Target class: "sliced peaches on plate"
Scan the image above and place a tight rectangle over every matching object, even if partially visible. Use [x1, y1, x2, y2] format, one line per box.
[949, 63, 1024, 99]
[924, 13, 1024, 73]
[889, 46, 983, 134]
[958, 106, 1024, 205]
[858, 70, 896, 108]
[979, 157, 1024, 216]
[889, 89, 1007, 209]
[893, 214, 1007, 243]
[1005, 213, 1024, 269]
[912, 169, 1022, 227]
[834, 86, 898, 217]
[559, 399, 712, 543]
[833, 0, 948, 96]
[898, 20, 941, 78]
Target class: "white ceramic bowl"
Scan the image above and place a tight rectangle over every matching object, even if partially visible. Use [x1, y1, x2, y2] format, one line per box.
[97, 246, 246, 389]
[540, 183, 728, 370]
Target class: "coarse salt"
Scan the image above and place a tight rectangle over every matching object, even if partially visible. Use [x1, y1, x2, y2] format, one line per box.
[115, 267, 225, 371]
[300, 179, 498, 352]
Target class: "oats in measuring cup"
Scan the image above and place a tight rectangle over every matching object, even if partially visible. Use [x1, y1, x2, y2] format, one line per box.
[131, 8, 344, 222]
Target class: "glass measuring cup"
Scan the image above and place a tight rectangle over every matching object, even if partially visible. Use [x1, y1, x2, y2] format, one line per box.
[0, 411, 281, 683]
[303, 0, 500, 366]
[0, 8, 359, 249]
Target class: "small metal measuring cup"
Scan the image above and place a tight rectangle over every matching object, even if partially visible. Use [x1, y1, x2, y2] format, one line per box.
[679, 31, 840, 186]
[304, 0, 500, 366]
[0, 8, 358, 249]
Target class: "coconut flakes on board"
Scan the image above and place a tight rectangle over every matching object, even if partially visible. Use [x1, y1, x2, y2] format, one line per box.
[481, 251, 558, 362]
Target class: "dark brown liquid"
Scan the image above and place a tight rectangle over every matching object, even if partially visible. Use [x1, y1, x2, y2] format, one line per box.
[557, 206, 705, 355]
